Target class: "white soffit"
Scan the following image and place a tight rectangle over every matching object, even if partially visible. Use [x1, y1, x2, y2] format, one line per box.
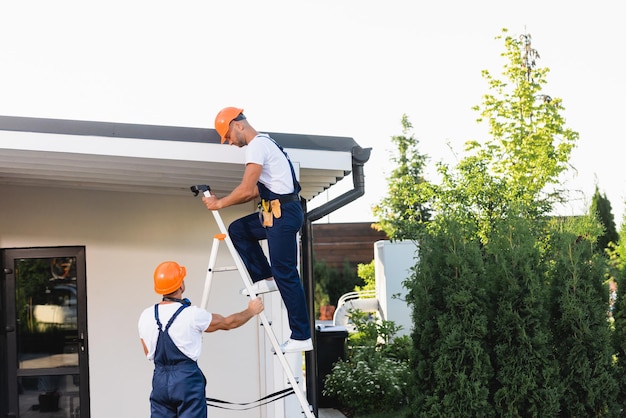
[0, 130, 350, 200]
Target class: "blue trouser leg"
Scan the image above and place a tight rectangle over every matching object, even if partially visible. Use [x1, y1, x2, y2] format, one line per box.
[228, 202, 311, 340]
[228, 213, 273, 281]
[266, 201, 311, 340]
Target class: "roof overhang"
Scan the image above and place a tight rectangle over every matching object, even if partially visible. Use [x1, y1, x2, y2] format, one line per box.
[0, 116, 359, 200]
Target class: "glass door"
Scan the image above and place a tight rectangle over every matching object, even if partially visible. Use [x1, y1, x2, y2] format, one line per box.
[1, 247, 90, 418]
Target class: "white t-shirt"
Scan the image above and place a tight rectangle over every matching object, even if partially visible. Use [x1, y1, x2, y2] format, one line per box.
[246, 134, 296, 195]
[138, 303, 212, 362]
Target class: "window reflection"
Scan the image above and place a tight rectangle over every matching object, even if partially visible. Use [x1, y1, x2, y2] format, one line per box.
[19, 374, 80, 416]
[16, 257, 78, 369]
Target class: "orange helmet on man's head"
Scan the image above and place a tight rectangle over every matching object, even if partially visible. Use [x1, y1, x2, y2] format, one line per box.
[214, 107, 245, 143]
[154, 261, 186, 295]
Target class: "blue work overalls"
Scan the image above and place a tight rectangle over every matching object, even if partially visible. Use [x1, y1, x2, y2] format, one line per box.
[228, 135, 311, 341]
[150, 303, 207, 418]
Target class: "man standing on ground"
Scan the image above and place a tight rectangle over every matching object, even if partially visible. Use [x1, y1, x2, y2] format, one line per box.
[138, 260, 264, 417]
[201, 106, 312, 353]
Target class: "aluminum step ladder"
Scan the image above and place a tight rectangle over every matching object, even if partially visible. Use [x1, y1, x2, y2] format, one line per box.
[191, 184, 315, 418]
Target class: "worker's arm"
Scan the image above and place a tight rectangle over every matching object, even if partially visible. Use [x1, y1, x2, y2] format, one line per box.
[205, 297, 264, 332]
[202, 163, 262, 210]
[140, 338, 148, 356]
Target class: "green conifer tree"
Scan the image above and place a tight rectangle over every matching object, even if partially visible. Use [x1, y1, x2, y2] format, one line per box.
[590, 185, 619, 252]
[408, 214, 494, 417]
[485, 215, 562, 417]
[373, 114, 430, 241]
[607, 213, 626, 412]
[546, 217, 617, 416]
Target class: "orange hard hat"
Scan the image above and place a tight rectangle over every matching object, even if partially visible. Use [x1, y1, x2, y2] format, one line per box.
[214, 107, 244, 143]
[153, 261, 186, 295]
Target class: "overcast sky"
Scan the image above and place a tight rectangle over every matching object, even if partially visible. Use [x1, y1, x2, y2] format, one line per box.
[1, 1, 624, 226]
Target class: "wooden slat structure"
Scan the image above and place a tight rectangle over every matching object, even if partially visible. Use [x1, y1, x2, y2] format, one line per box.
[311, 222, 388, 270]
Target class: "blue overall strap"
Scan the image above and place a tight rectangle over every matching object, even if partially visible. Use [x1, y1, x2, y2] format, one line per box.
[257, 134, 301, 194]
[165, 304, 190, 331]
[154, 304, 163, 331]
[153, 303, 193, 366]
[153, 303, 190, 332]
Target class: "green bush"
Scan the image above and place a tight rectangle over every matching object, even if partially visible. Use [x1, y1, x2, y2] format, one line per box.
[314, 258, 362, 309]
[322, 309, 410, 415]
[323, 348, 410, 415]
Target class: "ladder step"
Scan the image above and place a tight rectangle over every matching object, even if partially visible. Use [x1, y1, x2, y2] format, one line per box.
[210, 266, 238, 272]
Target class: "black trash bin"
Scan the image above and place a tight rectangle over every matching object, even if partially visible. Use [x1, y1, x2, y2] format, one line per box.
[315, 325, 348, 408]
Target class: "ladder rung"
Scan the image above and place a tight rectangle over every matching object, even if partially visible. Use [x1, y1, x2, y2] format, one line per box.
[210, 266, 238, 272]
[287, 377, 300, 385]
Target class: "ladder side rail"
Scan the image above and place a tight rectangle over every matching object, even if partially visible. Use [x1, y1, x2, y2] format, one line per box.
[210, 208, 315, 418]
[199, 235, 222, 309]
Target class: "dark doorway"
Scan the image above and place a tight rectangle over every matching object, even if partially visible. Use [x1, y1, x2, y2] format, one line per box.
[1, 247, 90, 418]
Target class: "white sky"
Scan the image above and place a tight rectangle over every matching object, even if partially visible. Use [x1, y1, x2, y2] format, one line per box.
[1, 1, 624, 226]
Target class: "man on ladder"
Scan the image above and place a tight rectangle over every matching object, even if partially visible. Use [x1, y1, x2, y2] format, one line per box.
[201, 106, 313, 353]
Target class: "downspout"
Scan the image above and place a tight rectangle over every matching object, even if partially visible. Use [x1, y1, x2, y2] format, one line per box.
[302, 145, 371, 415]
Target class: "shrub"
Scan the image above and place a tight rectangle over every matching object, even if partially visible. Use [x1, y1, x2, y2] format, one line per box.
[322, 309, 410, 415]
[323, 348, 410, 415]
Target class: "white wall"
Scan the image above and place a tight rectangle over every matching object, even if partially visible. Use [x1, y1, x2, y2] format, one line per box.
[374, 240, 418, 337]
[0, 184, 299, 418]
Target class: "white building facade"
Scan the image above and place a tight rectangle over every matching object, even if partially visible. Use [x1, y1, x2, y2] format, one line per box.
[0, 116, 369, 418]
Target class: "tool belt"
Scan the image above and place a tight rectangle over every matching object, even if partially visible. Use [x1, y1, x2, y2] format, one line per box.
[258, 194, 299, 227]
[275, 193, 299, 203]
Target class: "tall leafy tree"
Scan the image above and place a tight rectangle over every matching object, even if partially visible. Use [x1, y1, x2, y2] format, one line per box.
[468, 31, 578, 220]
[373, 114, 430, 240]
[404, 29, 613, 417]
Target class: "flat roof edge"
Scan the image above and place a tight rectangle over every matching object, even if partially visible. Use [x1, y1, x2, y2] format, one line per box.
[0, 115, 358, 152]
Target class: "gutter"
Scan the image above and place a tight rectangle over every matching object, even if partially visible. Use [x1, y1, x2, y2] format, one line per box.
[302, 145, 372, 415]
[306, 146, 371, 221]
